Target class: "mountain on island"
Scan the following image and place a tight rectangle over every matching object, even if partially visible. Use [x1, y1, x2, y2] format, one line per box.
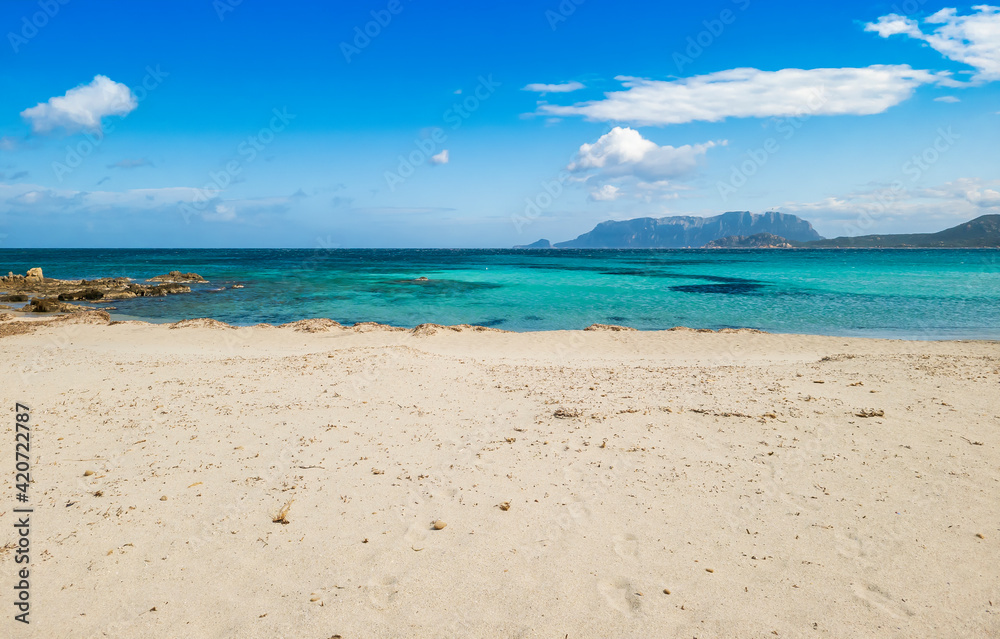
[803, 214, 1000, 248]
[703, 233, 798, 248]
[513, 239, 552, 249]
[544, 211, 822, 248]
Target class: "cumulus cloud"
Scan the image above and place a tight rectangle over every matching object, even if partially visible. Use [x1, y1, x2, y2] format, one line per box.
[430, 149, 450, 165]
[20, 75, 138, 134]
[866, 6, 1000, 82]
[523, 81, 586, 93]
[537, 66, 941, 126]
[568, 127, 722, 182]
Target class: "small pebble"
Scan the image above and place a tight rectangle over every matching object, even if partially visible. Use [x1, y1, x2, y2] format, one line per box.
[663, 589, 671, 595]
[160, 496, 168, 501]
[432, 520, 447, 530]
[705, 568, 714, 573]
[499, 501, 511, 511]
[83, 470, 94, 477]
[976, 533, 985, 539]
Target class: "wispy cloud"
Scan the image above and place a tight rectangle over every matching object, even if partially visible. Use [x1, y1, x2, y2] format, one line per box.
[866, 6, 1000, 82]
[107, 158, 153, 169]
[537, 66, 943, 126]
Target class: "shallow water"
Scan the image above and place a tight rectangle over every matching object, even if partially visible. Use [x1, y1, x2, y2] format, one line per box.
[2, 248, 999, 339]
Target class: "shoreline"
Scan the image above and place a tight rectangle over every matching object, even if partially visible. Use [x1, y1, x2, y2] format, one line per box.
[2, 310, 999, 343]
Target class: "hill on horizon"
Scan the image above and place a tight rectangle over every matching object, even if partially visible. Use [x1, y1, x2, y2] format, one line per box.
[802, 214, 1000, 248]
[546, 211, 822, 249]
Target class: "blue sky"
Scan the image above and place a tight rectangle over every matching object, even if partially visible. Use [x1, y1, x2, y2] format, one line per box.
[1, 0, 999, 247]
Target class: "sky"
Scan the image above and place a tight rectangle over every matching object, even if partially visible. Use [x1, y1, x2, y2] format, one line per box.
[1, 0, 999, 248]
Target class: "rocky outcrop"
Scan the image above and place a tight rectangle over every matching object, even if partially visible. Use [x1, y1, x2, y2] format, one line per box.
[148, 271, 207, 283]
[58, 288, 105, 301]
[19, 298, 91, 313]
[0, 268, 196, 315]
[102, 283, 191, 300]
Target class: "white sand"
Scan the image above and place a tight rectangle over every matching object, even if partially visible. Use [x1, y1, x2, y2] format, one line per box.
[1, 315, 998, 638]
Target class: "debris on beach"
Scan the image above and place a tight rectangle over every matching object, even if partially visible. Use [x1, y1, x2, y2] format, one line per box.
[855, 409, 885, 418]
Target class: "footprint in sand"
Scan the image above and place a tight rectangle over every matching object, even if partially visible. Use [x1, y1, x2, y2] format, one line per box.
[852, 582, 915, 620]
[598, 577, 643, 615]
[367, 575, 400, 610]
[834, 531, 868, 562]
[613, 533, 640, 561]
[403, 521, 430, 547]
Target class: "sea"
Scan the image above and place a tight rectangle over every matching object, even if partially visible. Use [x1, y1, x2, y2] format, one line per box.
[2, 248, 999, 340]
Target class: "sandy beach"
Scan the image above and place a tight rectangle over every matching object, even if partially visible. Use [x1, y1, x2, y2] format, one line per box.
[1, 313, 998, 638]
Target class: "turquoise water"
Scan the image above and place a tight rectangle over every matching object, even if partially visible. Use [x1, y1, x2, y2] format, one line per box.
[1, 249, 999, 339]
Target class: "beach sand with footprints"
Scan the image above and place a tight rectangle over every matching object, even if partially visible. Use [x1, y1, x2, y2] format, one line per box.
[1, 312, 998, 637]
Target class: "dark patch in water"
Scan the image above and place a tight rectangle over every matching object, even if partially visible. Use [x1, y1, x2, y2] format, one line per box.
[671, 282, 767, 295]
[376, 278, 502, 296]
[607, 316, 628, 322]
[523, 315, 544, 321]
[474, 318, 507, 327]
[599, 269, 762, 285]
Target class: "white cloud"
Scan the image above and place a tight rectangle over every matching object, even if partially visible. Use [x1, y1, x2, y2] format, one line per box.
[0, 136, 18, 151]
[430, 149, 449, 165]
[523, 81, 586, 93]
[589, 184, 622, 201]
[781, 178, 1000, 236]
[866, 6, 1000, 82]
[919, 177, 1000, 209]
[538, 66, 941, 126]
[20, 75, 137, 134]
[568, 127, 722, 182]
[934, 95, 961, 102]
